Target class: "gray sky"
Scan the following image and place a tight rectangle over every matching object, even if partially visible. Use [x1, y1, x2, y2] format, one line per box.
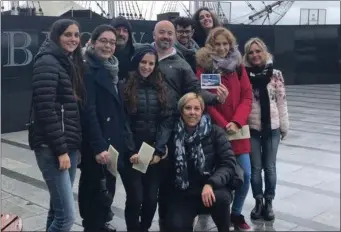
[3, 1, 340, 25]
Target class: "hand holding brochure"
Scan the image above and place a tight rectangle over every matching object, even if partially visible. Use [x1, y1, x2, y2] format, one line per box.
[107, 145, 119, 177]
[132, 142, 155, 174]
[201, 73, 221, 89]
[226, 125, 251, 141]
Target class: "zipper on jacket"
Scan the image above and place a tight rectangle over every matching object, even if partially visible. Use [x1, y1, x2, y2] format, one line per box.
[61, 104, 65, 132]
[144, 88, 150, 116]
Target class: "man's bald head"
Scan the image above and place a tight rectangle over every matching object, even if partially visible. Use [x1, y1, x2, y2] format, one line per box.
[153, 20, 176, 51]
[154, 20, 175, 33]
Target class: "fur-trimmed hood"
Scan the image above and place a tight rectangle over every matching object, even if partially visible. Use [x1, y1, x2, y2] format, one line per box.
[196, 45, 242, 71]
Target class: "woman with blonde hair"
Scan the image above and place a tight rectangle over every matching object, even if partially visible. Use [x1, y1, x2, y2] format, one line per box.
[243, 37, 289, 221]
[165, 92, 237, 232]
[196, 27, 253, 231]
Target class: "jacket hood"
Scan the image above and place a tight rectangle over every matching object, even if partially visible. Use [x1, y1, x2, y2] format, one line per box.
[110, 16, 134, 49]
[196, 45, 242, 71]
[34, 39, 69, 62]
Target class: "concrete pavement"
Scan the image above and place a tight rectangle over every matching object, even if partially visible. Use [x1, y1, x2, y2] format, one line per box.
[1, 84, 340, 231]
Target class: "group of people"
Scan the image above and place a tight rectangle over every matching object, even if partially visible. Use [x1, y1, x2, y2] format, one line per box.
[28, 6, 289, 232]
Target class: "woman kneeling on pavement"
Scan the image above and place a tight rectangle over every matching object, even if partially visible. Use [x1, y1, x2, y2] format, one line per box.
[165, 92, 237, 232]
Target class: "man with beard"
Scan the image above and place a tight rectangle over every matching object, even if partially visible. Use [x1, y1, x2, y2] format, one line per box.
[110, 16, 139, 81]
[173, 17, 200, 73]
[151, 20, 229, 232]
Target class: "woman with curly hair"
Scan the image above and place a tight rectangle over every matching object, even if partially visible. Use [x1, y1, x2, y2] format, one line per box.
[196, 27, 253, 231]
[192, 7, 221, 47]
[121, 45, 173, 232]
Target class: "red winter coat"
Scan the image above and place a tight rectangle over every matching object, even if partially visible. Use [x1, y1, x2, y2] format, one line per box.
[196, 47, 252, 155]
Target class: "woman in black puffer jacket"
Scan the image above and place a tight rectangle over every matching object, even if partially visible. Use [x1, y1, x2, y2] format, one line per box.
[165, 92, 237, 232]
[28, 19, 84, 232]
[121, 45, 173, 232]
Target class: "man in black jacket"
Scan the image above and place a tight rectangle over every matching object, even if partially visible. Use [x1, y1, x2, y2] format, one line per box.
[110, 16, 138, 81]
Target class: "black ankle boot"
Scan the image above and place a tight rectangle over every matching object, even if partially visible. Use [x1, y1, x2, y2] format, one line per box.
[250, 197, 263, 220]
[263, 198, 275, 221]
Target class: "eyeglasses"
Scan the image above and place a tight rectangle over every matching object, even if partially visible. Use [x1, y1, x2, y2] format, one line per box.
[248, 49, 262, 55]
[97, 38, 116, 46]
[176, 30, 193, 35]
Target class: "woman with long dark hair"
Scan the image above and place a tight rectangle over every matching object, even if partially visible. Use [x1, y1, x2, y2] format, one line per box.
[28, 18, 84, 232]
[192, 7, 221, 47]
[121, 45, 173, 232]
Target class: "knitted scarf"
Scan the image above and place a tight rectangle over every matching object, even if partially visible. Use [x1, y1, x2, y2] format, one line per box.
[211, 45, 242, 73]
[85, 44, 119, 89]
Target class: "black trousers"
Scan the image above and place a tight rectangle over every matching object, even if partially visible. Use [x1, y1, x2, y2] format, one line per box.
[120, 163, 161, 232]
[166, 188, 232, 232]
[157, 158, 171, 223]
[78, 157, 116, 229]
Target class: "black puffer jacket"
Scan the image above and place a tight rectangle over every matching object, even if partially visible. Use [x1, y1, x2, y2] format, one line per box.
[29, 40, 82, 156]
[128, 77, 173, 156]
[168, 124, 237, 190]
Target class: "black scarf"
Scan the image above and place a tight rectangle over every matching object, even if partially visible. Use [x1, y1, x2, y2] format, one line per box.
[246, 62, 273, 133]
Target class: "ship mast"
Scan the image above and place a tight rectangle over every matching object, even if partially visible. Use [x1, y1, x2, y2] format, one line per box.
[108, 0, 115, 18]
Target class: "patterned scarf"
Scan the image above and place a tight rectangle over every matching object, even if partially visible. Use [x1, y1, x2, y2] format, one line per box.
[174, 114, 212, 190]
[174, 39, 200, 57]
[85, 44, 119, 87]
[211, 45, 242, 74]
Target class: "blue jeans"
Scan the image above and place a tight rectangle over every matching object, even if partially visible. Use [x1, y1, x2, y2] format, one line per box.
[250, 129, 280, 199]
[35, 147, 78, 232]
[231, 153, 251, 216]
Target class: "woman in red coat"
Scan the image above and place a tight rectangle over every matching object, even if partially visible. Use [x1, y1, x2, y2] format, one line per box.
[196, 27, 253, 231]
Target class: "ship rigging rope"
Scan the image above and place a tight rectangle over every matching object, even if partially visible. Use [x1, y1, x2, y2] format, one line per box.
[148, 1, 155, 20]
[125, 1, 132, 18]
[118, 2, 123, 16]
[124, 1, 129, 17]
[95, 1, 107, 15]
[171, 1, 177, 12]
[130, 1, 139, 18]
[134, 1, 142, 18]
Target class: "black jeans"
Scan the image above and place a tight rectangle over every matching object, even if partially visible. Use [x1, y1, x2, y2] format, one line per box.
[78, 157, 116, 229]
[120, 163, 161, 231]
[166, 188, 232, 232]
[157, 158, 171, 223]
